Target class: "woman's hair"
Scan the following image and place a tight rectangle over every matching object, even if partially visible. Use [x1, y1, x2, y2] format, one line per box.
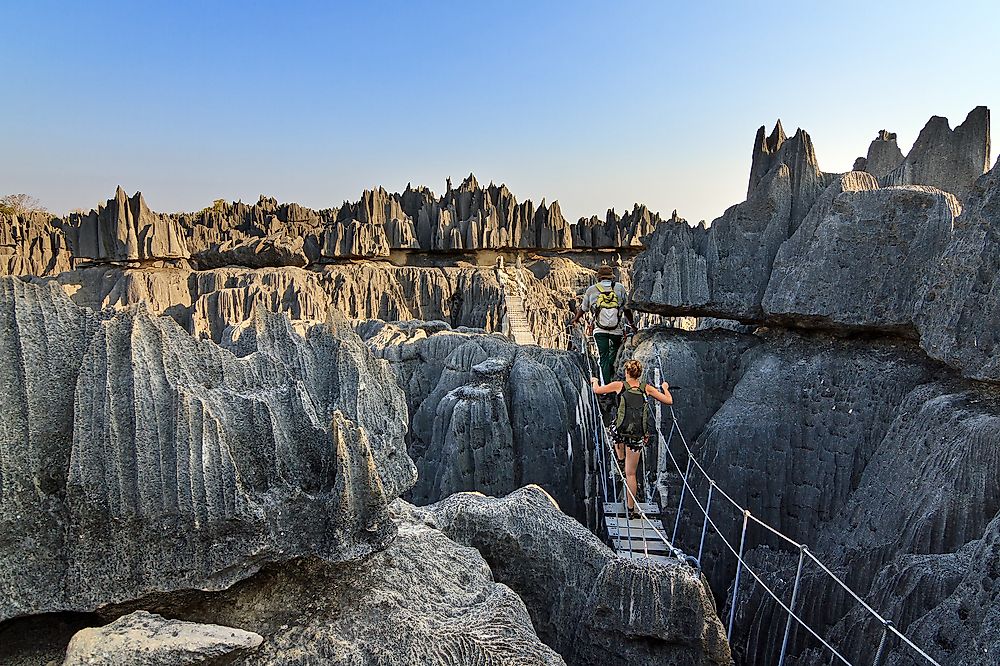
[623, 359, 642, 379]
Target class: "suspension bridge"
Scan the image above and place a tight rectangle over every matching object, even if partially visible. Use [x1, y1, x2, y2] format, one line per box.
[565, 326, 942, 666]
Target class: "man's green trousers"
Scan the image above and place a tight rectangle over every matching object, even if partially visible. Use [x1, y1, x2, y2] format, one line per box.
[594, 332, 623, 384]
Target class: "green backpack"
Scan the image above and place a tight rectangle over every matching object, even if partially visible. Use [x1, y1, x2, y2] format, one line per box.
[594, 282, 623, 330]
[615, 381, 648, 437]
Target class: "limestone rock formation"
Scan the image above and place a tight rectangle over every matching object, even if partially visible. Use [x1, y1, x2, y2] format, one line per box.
[632, 107, 993, 345]
[914, 157, 1000, 381]
[686, 335, 934, 562]
[123, 502, 565, 665]
[43, 262, 512, 343]
[727, 377, 1000, 665]
[0, 210, 74, 276]
[748, 122, 833, 231]
[175, 195, 329, 262]
[632, 120, 842, 322]
[631, 322, 1000, 664]
[572, 204, 667, 249]
[61, 611, 263, 666]
[69, 187, 190, 262]
[426, 487, 732, 666]
[631, 164, 795, 321]
[360, 322, 596, 520]
[884, 511, 1000, 666]
[0, 277, 415, 622]
[881, 106, 991, 200]
[864, 130, 905, 178]
[192, 234, 309, 269]
[320, 218, 391, 258]
[764, 181, 959, 332]
[0, 278, 99, 621]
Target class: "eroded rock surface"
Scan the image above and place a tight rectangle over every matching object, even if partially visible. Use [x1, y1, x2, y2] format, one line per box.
[881, 106, 991, 200]
[915, 158, 1000, 381]
[632, 121, 836, 321]
[864, 129, 905, 178]
[629, 322, 1000, 665]
[632, 108, 997, 387]
[68, 187, 190, 263]
[360, 321, 596, 519]
[0, 210, 74, 276]
[0, 277, 414, 622]
[61, 611, 263, 666]
[427, 487, 731, 666]
[764, 183, 959, 332]
[133, 502, 565, 665]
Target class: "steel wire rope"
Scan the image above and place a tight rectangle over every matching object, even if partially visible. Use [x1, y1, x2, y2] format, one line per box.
[651, 357, 942, 666]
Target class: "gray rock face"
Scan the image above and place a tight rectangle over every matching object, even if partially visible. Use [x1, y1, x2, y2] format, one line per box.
[884, 511, 1000, 666]
[44, 263, 510, 343]
[0, 277, 415, 622]
[572, 204, 667, 249]
[68, 187, 190, 262]
[622, 326, 760, 443]
[632, 109, 997, 387]
[193, 235, 309, 269]
[361, 322, 596, 520]
[728, 378, 1000, 665]
[0, 278, 99, 621]
[0, 210, 74, 276]
[632, 121, 843, 322]
[684, 334, 933, 565]
[62, 611, 263, 666]
[628, 323, 1000, 665]
[337, 175, 575, 251]
[631, 164, 795, 321]
[881, 106, 991, 200]
[628, 215, 711, 314]
[914, 158, 1000, 381]
[864, 129, 905, 178]
[427, 487, 731, 666]
[764, 180, 959, 332]
[749, 122, 833, 231]
[132, 502, 565, 665]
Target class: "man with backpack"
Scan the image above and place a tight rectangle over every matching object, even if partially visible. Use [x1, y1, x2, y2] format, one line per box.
[592, 359, 673, 518]
[570, 265, 634, 384]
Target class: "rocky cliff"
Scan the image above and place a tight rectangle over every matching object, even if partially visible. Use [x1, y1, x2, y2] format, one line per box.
[625, 106, 998, 664]
[426, 487, 731, 666]
[358, 321, 598, 522]
[1, 176, 663, 276]
[0, 277, 415, 622]
[0, 272, 727, 665]
[633, 107, 997, 380]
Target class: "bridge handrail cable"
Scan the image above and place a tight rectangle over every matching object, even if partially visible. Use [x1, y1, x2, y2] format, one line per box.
[569, 319, 941, 666]
[651, 355, 941, 666]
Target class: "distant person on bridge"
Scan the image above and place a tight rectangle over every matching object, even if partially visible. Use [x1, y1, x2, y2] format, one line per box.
[570, 265, 634, 384]
[592, 359, 672, 518]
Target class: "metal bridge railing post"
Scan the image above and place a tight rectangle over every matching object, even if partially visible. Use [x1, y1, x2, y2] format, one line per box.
[671, 457, 692, 544]
[777, 545, 807, 666]
[871, 620, 893, 666]
[727, 509, 750, 640]
[697, 481, 715, 566]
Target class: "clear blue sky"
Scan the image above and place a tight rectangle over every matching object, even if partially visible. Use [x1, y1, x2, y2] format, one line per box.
[2, 1, 997, 223]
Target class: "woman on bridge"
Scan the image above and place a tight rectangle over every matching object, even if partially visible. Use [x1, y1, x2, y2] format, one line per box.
[591, 359, 673, 518]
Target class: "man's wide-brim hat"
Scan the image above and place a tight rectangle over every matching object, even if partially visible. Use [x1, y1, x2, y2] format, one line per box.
[597, 266, 614, 279]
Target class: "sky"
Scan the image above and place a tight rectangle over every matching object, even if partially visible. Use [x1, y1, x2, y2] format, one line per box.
[1, 1, 997, 223]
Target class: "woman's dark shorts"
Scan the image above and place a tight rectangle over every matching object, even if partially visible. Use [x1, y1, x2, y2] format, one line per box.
[614, 432, 647, 452]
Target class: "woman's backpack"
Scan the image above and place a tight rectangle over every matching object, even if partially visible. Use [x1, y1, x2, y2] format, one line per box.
[615, 381, 648, 437]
